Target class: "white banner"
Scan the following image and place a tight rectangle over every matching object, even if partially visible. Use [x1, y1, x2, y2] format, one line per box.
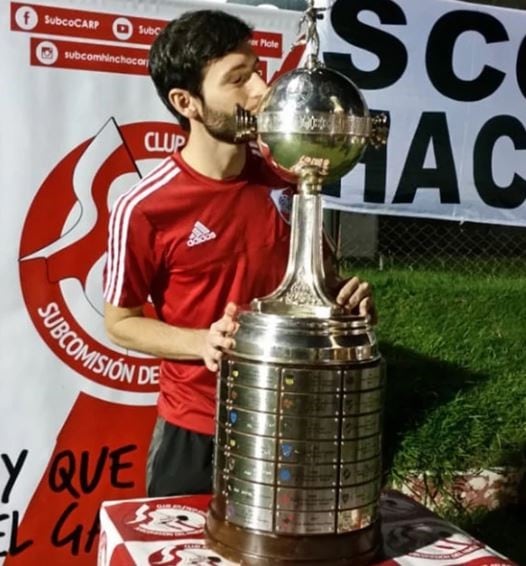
[0, 1, 300, 563]
[1, 0, 523, 562]
[319, 0, 526, 227]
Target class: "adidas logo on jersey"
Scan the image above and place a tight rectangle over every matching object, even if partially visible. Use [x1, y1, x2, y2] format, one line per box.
[187, 221, 216, 247]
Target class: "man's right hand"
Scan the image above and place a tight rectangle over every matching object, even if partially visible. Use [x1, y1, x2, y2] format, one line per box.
[202, 302, 239, 372]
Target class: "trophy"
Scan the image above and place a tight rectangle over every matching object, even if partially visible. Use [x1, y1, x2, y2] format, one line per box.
[205, 2, 389, 564]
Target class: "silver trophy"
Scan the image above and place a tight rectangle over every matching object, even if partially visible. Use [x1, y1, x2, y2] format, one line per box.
[206, 2, 389, 564]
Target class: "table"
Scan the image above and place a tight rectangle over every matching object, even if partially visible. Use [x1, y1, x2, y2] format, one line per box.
[98, 490, 516, 565]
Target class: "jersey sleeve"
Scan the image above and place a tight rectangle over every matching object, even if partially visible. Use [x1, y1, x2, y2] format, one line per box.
[103, 204, 157, 308]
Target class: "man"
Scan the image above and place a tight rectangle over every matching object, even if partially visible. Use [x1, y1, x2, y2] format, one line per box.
[103, 10, 374, 497]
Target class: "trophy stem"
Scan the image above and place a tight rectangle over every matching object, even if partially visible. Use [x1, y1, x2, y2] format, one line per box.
[252, 182, 342, 317]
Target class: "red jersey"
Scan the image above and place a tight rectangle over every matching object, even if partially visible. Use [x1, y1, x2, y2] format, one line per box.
[104, 146, 292, 435]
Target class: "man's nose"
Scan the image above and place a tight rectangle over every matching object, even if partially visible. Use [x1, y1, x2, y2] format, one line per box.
[248, 71, 270, 103]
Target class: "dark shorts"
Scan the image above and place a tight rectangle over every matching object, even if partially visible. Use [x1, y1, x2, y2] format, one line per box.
[146, 417, 214, 497]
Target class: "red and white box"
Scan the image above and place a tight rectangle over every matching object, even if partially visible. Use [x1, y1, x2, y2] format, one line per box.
[99, 491, 516, 565]
[98, 493, 236, 565]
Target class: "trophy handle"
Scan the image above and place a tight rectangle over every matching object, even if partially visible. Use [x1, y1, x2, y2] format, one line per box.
[234, 105, 257, 142]
[369, 112, 390, 149]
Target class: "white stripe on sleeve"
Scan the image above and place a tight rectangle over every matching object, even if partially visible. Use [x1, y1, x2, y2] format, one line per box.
[104, 160, 180, 305]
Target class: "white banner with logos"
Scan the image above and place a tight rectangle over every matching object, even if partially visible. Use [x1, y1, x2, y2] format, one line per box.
[319, 0, 526, 227]
[1, 0, 524, 563]
[0, 1, 301, 564]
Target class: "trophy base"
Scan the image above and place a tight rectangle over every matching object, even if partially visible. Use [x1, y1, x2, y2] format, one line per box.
[205, 498, 382, 565]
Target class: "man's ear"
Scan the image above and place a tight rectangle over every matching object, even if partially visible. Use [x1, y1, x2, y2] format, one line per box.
[168, 88, 200, 120]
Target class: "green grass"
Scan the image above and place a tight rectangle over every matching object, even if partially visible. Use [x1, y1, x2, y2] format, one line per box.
[342, 266, 526, 563]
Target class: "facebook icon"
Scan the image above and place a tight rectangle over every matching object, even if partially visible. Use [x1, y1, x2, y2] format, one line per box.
[15, 6, 38, 30]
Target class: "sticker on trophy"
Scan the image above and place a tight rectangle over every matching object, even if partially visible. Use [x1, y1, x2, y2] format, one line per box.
[279, 468, 292, 482]
[229, 410, 238, 424]
[281, 444, 293, 458]
[284, 375, 295, 386]
[278, 492, 292, 506]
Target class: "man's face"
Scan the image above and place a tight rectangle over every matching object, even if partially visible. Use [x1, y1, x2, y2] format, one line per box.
[197, 41, 268, 143]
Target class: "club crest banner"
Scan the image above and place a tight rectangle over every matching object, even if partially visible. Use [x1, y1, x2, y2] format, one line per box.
[0, 1, 302, 564]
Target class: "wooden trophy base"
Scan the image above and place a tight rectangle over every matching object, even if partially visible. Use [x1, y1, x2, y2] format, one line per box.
[205, 497, 382, 565]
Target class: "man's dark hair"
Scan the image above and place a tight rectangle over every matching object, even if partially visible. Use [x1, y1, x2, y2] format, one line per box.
[149, 10, 253, 130]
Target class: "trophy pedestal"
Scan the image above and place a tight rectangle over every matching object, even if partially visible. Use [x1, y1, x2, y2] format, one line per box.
[206, 496, 381, 565]
[205, 310, 384, 566]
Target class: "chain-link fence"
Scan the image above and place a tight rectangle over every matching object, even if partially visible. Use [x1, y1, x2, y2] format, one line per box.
[333, 212, 526, 274]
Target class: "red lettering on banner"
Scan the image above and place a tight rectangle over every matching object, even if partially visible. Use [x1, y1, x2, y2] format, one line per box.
[11, 2, 166, 45]
[250, 31, 283, 58]
[30, 37, 149, 75]
[2, 395, 157, 564]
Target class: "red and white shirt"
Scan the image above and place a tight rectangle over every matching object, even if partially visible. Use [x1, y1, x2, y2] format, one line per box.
[104, 147, 292, 435]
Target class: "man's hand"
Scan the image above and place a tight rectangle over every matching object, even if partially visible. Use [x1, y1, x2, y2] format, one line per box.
[335, 276, 377, 323]
[203, 302, 239, 372]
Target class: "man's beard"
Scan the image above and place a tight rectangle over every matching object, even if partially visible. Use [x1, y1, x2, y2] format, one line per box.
[201, 105, 243, 144]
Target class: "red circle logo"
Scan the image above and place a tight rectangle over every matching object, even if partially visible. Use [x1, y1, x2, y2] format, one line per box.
[19, 120, 186, 393]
